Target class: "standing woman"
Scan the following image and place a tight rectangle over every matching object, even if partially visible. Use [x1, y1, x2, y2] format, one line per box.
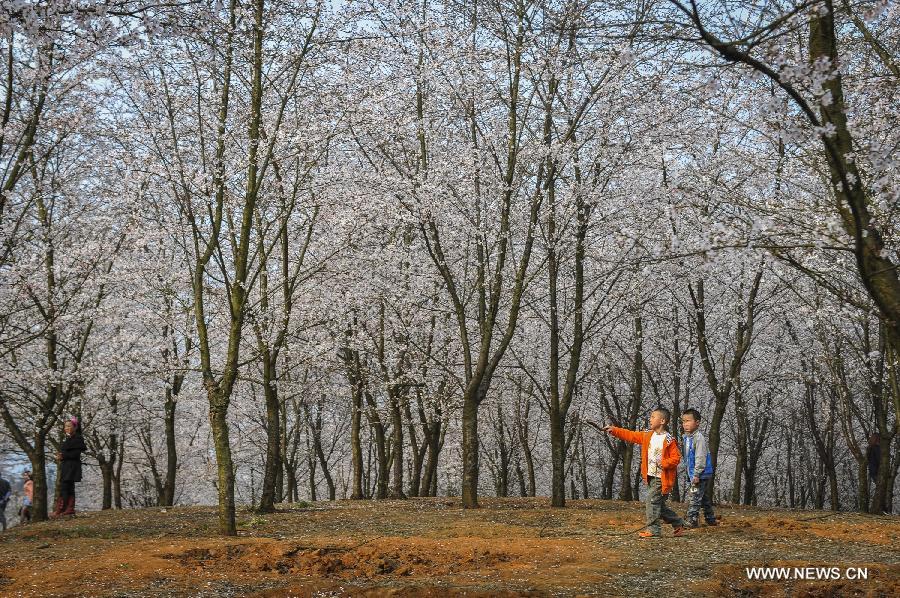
[21, 471, 33, 523]
[54, 417, 86, 517]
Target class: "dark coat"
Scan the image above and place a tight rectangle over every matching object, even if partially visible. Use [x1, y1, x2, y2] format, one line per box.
[867, 444, 881, 480]
[60, 434, 86, 482]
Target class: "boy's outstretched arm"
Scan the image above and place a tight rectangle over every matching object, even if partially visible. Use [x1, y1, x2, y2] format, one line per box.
[586, 420, 643, 445]
[605, 425, 644, 445]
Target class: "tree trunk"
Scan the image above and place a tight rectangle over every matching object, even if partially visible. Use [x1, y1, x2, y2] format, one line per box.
[285, 466, 297, 504]
[670, 399, 682, 501]
[814, 458, 826, 510]
[579, 432, 589, 499]
[341, 337, 367, 501]
[163, 388, 178, 506]
[276, 405, 286, 503]
[307, 444, 318, 502]
[461, 391, 481, 508]
[258, 354, 281, 513]
[29, 438, 48, 521]
[430, 457, 439, 496]
[619, 444, 636, 501]
[209, 400, 236, 535]
[421, 420, 441, 497]
[308, 402, 336, 501]
[406, 401, 425, 497]
[514, 459, 527, 497]
[872, 338, 897, 513]
[365, 440, 374, 498]
[633, 468, 641, 500]
[872, 435, 894, 513]
[350, 382, 364, 499]
[706, 398, 727, 503]
[100, 462, 113, 510]
[388, 391, 406, 499]
[884, 439, 900, 513]
[787, 429, 796, 508]
[602, 448, 621, 500]
[732, 423, 745, 504]
[828, 452, 840, 511]
[743, 469, 756, 506]
[114, 441, 124, 509]
[514, 388, 536, 497]
[372, 416, 389, 500]
[408, 444, 425, 498]
[549, 413, 566, 507]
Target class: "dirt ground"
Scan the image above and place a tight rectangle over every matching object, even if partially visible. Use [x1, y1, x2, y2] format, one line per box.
[0, 497, 897, 597]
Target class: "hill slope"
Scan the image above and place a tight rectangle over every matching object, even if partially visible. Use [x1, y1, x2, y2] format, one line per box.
[0, 498, 897, 596]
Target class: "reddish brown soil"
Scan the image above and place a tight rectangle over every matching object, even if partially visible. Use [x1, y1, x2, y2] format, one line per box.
[0, 498, 896, 596]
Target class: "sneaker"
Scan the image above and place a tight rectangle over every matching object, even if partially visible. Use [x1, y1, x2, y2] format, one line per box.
[673, 526, 686, 537]
[705, 520, 719, 526]
[638, 531, 659, 538]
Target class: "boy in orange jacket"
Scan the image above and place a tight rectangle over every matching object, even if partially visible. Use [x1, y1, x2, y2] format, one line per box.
[601, 407, 686, 538]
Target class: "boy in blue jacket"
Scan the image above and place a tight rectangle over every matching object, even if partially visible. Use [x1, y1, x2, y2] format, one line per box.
[681, 409, 718, 527]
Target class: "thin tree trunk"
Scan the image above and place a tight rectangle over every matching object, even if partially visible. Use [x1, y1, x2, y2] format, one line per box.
[114, 439, 124, 509]
[209, 400, 236, 534]
[602, 450, 620, 500]
[307, 401, 336, 501]
[523, 437, 536, 498]
[388, 389, 406, 499]
[461, 392, 481, 507]
[258, 354, 280, 512]
[370, 406, 389, 500]
[787, 428, 796, 508]
[619, 438, 636, 502]
[514, 459, 527, 497]
[406, 399, 425, 497]
[162, 388, 178, 506]
[732, 418, 745, 504]
[307, 438, 318, 502]
[100, 462, 113, 510]
[285, 466, 296, 503]
[421, 420, 441, 497]
[579, 430, 589, 499]
[30, 439, 48, 521]
[350, 381, 364, 499]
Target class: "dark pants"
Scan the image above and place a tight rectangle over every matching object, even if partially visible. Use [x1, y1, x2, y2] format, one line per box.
[646, 476, 684, 535]
[60, 481, 76, 500]
[686, 477, 716, 524]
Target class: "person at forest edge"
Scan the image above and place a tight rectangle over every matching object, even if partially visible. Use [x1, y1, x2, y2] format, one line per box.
[53, 417, 86, 517]
[20, 471, 33, 524]
[866, 434, 880, 484]
[0, 472, 10, 531]
[680, 409, 718, 528]
[599, 407, 686, 538]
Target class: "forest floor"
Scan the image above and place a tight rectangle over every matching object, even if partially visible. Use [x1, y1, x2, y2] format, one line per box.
[0, 497, 897, 597]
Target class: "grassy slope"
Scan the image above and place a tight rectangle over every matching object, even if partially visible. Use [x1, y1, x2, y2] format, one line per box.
[0, 497, 897, 597]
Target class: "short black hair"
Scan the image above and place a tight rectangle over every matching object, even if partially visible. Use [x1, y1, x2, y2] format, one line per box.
[652, 406, 671, 423]
[683, 408, 701, 422]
